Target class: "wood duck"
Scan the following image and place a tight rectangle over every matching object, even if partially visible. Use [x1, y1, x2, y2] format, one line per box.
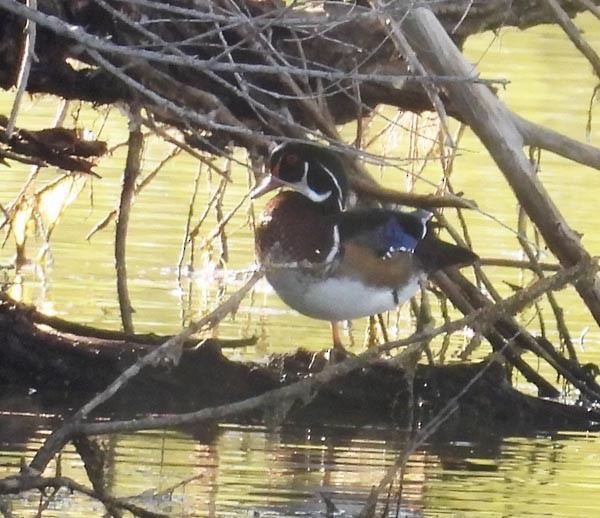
[251, 142, 478, 350]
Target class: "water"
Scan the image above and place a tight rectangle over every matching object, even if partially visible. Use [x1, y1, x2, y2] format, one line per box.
[1, 411, 599, 517]
[1, 12, 600, 518]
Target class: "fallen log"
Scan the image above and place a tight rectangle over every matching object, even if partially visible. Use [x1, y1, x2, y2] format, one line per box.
[1, 293, 598, 434]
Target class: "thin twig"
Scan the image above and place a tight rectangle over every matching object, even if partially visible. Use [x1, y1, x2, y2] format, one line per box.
[177, 161, 203, 284]
[213, 159, 230, 265]
[5, 0, 37, 139]
[142, 115, 232, 180]
[115, 111, 144, 334]
[370, 0, 455, 147]
[478, 257, 561, 272]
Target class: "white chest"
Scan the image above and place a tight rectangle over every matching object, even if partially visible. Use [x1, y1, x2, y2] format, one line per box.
[267, 270, 422, 321]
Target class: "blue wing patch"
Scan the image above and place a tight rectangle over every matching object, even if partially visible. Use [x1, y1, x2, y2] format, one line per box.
[337, 208, 431, 258]
[381, 217, 419, 254]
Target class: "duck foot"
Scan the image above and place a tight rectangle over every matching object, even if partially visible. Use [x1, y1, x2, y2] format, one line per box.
[308, 342, 354, 372]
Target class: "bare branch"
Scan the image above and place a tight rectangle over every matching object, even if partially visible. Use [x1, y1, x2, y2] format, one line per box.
[400, 6, 600, 329]
[544, 0, 600, 80]
[5, 0, 36, 138]
[5, 258, 589, 485]
[27, 267, 264, 475]
[115, 113, 143, 334]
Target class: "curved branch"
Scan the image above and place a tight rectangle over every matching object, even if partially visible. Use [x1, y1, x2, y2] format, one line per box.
[115, 115, 143, 334]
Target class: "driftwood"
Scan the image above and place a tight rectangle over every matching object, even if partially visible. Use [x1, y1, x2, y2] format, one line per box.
[0, 114, 107, 174]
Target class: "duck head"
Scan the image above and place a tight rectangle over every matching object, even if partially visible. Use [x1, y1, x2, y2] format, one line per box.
[251, 142, 349, 211]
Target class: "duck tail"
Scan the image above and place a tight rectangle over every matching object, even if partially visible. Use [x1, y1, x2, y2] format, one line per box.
[415, 235, 478, 273]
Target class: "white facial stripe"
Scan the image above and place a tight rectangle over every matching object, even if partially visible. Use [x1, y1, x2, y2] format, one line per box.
[301, 161, 310, 189]
[292, 160, 331, 202]
[420, 214, 429, 238]
[319, 163, 342, 197]
[319, 162, 344, 210]
[413, 209, 432, 238]
[324, 224, 340, 263]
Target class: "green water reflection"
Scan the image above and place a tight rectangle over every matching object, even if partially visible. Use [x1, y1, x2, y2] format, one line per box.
[1, 12, 600, 518]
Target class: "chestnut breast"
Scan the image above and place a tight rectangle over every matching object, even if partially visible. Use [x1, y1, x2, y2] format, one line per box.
[255, 191, 337, 264]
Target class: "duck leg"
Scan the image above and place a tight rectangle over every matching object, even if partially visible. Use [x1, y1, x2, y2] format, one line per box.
[330, 321, 350, 359]
[310, 321, 349, 371]
[331, 321, 342, 349]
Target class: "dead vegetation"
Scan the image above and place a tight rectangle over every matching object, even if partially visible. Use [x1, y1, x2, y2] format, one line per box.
[1, 0, 600, 515]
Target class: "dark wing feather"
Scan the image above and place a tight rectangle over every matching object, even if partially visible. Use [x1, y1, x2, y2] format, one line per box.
[337, 209, 427, 257]
[338, 209, 478, 272]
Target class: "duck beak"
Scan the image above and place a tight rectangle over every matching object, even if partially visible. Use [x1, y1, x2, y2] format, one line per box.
[250, 174, 282, 199]
[250, 156, 283, 199]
